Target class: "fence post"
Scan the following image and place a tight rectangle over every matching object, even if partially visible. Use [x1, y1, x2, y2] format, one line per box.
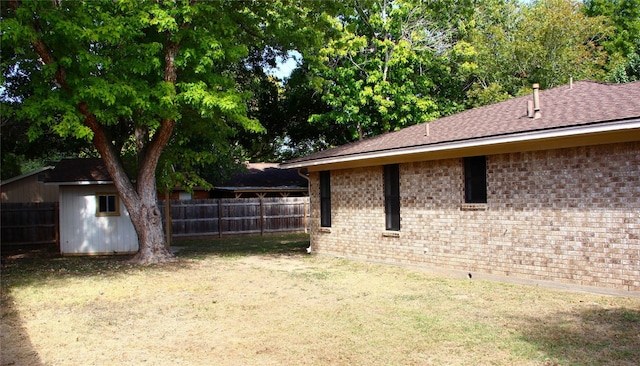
[54, 202, 60, 250]
[303, 199, 308, 234]
[259, 195, 265, 236]
[164, 191, 172, 248]
[217, 198, 223, 238]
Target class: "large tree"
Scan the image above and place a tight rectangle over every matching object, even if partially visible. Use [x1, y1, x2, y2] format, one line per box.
[306, 0, 472, 141]
[462, 0, 611, 107]
[583, 0, 640, 82]
[278, 66, 349, 160]
[233, 67, 287, 162]
[1, 0, 331, 263]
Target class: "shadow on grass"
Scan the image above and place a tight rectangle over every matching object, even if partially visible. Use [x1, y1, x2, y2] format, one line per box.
[518, 306, 640, 365]
[172, 233, 310, 259]
[1, 251, 138, 290]
[0, 292, 45, 366]
[1, 233, 310, 288]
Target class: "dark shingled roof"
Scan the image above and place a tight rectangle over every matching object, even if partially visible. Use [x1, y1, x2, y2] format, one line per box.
[283, 80, 640, 167]
[219, 163, 307, 188]
[46, 159, 307, 189]
[46, 158, 112, 183]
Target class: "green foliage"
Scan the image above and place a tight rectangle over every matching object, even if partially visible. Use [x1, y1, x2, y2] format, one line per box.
[232, 68, 285, 162]
[306, 0, 472, 141]
[278, 0, 629, 150]
[1, 0, 334, 188]
[607, 52, 640, 83]
[0, 104, 93, 180]
[583, 0, 640, 82]
[466, 82, 511, 109]
[583, 0, 640, 57]
[2, 0, 637, 178]
[461, 0, 612, 107]
[277, 66, 350, 160]
[155, 107, 244, 192]
[0, 153, 22, 180]
[515, 0, 610, 87]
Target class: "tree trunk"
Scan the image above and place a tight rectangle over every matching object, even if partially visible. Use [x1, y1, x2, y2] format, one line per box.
[78, 103, 175, 265]
[126, 33, 181, 264]
[128, 191, 174, 264]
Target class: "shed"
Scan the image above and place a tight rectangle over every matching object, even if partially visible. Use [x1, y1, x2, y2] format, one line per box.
[46, 158, 138, 255]
[1, 166, 57, 203]
[281, 80, 640, 294]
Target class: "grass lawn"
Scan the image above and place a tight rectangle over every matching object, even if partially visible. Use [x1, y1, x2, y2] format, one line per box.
[2, 233, 639, 365]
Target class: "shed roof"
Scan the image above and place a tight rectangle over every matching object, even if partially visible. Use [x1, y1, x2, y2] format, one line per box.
[46, 158, 113, 185]
[281, 80, 640, 170]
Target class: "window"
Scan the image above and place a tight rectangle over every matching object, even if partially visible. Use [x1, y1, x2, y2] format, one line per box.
[319, 171, 331, 227]
[464, 156, 487, 203]
[384, 164, 400, 231]
[96, 193, 120, 216]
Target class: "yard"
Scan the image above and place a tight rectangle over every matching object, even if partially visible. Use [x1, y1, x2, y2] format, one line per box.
[1, 234, 639, 366]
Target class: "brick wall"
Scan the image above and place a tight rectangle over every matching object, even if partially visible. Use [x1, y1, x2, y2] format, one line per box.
[309, 141, 640, 292]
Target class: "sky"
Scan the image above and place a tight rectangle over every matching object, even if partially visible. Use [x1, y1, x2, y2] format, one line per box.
[264, 51, 301, 80]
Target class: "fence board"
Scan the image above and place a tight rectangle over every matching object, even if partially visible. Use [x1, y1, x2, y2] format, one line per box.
[158, 197, 308, 238]
[1, 202, 58, 246]
[1, 197, 307, 247]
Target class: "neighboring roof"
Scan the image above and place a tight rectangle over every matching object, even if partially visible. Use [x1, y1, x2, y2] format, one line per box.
[46, 159, 309, 192]
[1, 166, 54, 185]
[215, 163, 308, 192]
[46, 158, 113, 185]
[281, 80, 640, 170]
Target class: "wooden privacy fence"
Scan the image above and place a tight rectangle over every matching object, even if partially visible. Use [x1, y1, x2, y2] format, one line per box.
[158, 197, 309, 238]
[1, 202, 58, 246]
[1, 197, 308, 247]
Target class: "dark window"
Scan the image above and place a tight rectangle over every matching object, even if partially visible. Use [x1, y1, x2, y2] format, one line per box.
[464, 156, 487, 203]
[97, 193, 119, 216]
[319, 171, 331, 227]
[384, 164, 400, 231]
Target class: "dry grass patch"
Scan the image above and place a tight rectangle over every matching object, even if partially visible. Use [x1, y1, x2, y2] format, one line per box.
[2, 234, 639, 365]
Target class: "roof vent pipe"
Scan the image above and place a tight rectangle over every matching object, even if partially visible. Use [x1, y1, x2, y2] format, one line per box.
[532, 83, 541, 119]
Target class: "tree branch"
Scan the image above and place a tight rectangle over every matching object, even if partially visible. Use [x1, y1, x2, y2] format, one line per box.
[9, 0, 69, 91]
[78, 102, 137, 200]
[137, 32, 180, 196]
[354, 1, 375, 36]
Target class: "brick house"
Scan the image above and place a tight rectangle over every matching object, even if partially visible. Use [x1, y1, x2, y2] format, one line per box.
[280, 81, 640, 293]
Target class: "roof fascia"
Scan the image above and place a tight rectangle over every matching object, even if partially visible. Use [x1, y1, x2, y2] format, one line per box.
[281, 119, 640, 172]
[44, 180, 114, 186]
[214, 186, 308, 192]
